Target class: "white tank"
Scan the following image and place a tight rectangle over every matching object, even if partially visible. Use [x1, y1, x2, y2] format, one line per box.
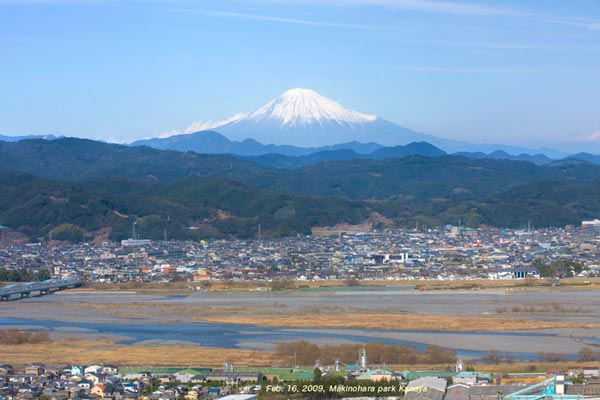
[556, 375, 565, 395]
[358, 348, 367, 370]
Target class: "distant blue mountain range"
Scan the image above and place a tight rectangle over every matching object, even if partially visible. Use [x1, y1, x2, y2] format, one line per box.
[0, 134, 61, 142]
[131, 130, 589, 167]
[1, 131, 598, 167]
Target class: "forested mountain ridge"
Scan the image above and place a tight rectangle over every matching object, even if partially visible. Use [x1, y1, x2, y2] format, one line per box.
[1, 138, 600, 240]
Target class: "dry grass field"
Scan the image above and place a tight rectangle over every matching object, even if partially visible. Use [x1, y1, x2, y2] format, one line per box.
[54, 300, 600, 331]
[0, 337, 277, 367]
[193, 313, 600, 331]
[3, 337, 597, 373]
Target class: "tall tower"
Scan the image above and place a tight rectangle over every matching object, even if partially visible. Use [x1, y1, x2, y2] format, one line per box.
[358, 348, 367, 371]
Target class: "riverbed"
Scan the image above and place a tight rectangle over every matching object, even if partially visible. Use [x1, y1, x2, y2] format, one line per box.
[1, 287, 598, 360]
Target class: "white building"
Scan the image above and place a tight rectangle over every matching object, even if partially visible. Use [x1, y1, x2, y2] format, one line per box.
[582, 219, 600, 227]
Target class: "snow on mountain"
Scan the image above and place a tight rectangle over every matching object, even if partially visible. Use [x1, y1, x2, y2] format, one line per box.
[245, 88, 377, 127]
[184, 88, 377, 136]
[187, 88, 432, 147]
[146, 88, 566, 156]
[184, 113, 247, 134]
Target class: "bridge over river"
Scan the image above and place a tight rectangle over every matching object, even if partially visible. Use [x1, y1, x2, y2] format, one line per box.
[0, 277, 82, 301]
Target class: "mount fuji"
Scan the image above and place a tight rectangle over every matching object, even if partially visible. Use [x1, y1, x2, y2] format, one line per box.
[134, 88, 566, 158]
[187, 88, 435, 148]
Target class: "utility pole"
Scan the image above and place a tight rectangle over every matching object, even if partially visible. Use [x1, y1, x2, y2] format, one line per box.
[164, 214, 170, 242]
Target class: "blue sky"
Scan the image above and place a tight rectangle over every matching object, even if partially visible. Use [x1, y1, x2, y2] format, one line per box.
[1, 0, 599, 150]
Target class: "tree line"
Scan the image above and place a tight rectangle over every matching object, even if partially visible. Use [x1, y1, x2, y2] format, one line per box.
[0, 267, 51, 282]
[275, 341, 457, 366]
[480, 347, 600, 364]
[0, 329, 50, 344]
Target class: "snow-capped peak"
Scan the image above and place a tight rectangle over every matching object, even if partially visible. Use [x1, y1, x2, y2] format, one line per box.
[181, 88, 390, 146]
[246, 88, 378, 127]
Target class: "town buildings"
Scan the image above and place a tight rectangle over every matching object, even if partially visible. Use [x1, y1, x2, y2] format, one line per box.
[1, 226, 599, 285]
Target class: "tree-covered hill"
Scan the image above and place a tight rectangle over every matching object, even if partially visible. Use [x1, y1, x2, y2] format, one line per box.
[0, 172, 371, 240]
[2, 138, 600, 202]
[2, 138, 600, 240]
[0, 138, 270, 182]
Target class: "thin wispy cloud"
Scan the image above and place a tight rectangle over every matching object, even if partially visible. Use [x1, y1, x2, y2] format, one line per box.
[0, 38, 57, 43]
[359, 0, 600, 31]
[434, 40, 600, 54]
[0, 0, 95, 3]
[581, 131, 600, 142]
[170, 9, 383, 31]
[156, 130, 181, 139]
[527, 15, 600, 32]
[429, 41, 562, 51]
[397, 66, 600, 78]
[185, 113, 247, 134]
[345, 0, 521, 17]
[4, 0, 600, 32]
[100, 135, 130, 144]
[248, 0, 600, 32]
[0, 37, 99, 44]
[387, 39, 600, 53]
[396, 66, 537, 74]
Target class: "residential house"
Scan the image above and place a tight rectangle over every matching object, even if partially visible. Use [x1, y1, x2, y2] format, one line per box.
[25, 364, 45, 376]
[71, 366, 86, 376]
[0, 364, 14, 375]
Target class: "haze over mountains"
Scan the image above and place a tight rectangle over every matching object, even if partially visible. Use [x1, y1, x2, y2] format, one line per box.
[0, 134, 61, 142]
[133, 130, 577, 166]
[134, 88, 568, 158]
[1, 89, 600, 241]
[1, 88, 589, 162]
